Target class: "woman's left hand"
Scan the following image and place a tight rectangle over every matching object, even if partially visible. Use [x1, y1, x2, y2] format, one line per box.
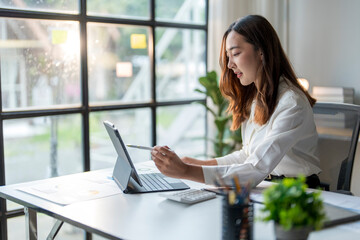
[151, 146, 189, 179]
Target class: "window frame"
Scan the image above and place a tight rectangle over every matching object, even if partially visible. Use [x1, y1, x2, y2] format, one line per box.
[0, 0, 209, 239]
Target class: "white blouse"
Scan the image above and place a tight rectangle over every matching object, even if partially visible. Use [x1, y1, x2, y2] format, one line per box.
[202, 78, 321, 186]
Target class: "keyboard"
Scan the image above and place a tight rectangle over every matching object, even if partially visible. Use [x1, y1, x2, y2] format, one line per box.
[139, 173, 173, 191]
[159, 189, 216, 204]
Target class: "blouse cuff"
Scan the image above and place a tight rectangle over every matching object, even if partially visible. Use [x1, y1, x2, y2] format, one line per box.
[202, 165, 227, 185]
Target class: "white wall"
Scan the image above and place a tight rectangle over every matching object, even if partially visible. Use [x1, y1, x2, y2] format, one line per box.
[288, 0, 360, 104]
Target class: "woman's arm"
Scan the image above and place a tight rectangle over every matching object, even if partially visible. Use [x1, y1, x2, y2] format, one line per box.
[181, 157, 217, 166]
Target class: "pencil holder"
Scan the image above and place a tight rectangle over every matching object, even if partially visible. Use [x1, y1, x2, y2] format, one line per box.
[222, 196, 253, 240]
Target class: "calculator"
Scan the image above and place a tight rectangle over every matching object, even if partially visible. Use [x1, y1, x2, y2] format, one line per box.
[159, 189, 216, 204]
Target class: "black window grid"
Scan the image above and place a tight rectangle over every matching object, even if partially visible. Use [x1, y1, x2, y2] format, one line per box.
[0, 0, 209, 239]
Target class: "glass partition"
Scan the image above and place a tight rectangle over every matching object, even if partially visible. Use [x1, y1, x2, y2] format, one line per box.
[0, 18, 81, 111]
[157, 104, 206, 158]
[155, 27, 206, 101]
[88, 23, 151, 105]
[90, 108, 152, 170]
[0, 0, 78, 14]
[4, 114, 83, 185]
[155, 0, 206, 25]
[87, 0, 150, 20]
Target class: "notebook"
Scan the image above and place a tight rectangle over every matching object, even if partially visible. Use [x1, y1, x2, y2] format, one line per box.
[323, 203, 360, 228]
[103, 121, 190, 194]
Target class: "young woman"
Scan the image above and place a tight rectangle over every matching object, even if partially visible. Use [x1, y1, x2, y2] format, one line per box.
[151, 15, 321, 188]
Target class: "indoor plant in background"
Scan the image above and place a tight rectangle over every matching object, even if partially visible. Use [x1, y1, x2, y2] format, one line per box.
[195, 70, 242, 157]
[261, 176, 326, 240]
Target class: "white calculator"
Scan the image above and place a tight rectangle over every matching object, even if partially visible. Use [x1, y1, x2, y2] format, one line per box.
[159, 189, 216, 204]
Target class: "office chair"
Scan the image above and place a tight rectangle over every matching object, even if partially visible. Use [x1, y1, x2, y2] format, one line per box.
[313, 102, 360, 195]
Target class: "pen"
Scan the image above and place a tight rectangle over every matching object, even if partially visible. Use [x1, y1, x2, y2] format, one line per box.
[233, 175, 241, 193]
[126, 144, 154, 150]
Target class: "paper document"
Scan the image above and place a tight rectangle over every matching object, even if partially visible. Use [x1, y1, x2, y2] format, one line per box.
[17, 171, 121, 205]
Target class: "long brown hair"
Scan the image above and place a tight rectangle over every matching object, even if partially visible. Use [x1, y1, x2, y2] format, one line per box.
[219, 15, 315, 130]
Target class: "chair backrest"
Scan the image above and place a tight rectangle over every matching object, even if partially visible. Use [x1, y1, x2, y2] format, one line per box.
[313, 102, 360, 193]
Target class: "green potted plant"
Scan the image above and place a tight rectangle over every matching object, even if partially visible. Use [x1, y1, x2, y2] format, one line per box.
[195, 70, 242, 157]
[261, 176, 326, 240]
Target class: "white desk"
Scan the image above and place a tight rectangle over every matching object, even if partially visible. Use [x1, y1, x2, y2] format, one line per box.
[1, 161, 360, 240]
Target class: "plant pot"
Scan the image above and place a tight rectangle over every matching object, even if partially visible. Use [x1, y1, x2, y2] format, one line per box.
[274, 224, 312, 240]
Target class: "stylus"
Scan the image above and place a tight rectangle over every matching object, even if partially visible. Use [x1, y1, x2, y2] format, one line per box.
[126, 144, 154, 151]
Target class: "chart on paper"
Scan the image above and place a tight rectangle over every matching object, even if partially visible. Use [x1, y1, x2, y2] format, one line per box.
[17, 170, 121, 205]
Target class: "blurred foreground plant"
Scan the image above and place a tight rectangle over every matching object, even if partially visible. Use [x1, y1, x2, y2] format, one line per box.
[261, 176, 326, 231]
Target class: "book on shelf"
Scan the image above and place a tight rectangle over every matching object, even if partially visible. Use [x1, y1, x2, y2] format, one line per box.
[312, 86, 354, 104]
[315, 96, 354, 104]
[312, 86, 354, 96]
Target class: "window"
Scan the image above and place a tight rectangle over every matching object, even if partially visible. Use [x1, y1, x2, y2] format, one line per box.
[1, 18, 81, 110]
[0, 0, 78, 14]
[87, 23, 151, 104]
[0, 0, 208, 239]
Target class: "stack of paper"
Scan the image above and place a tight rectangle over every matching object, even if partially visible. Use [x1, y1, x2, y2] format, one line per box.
[312, 86, 354, 104]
